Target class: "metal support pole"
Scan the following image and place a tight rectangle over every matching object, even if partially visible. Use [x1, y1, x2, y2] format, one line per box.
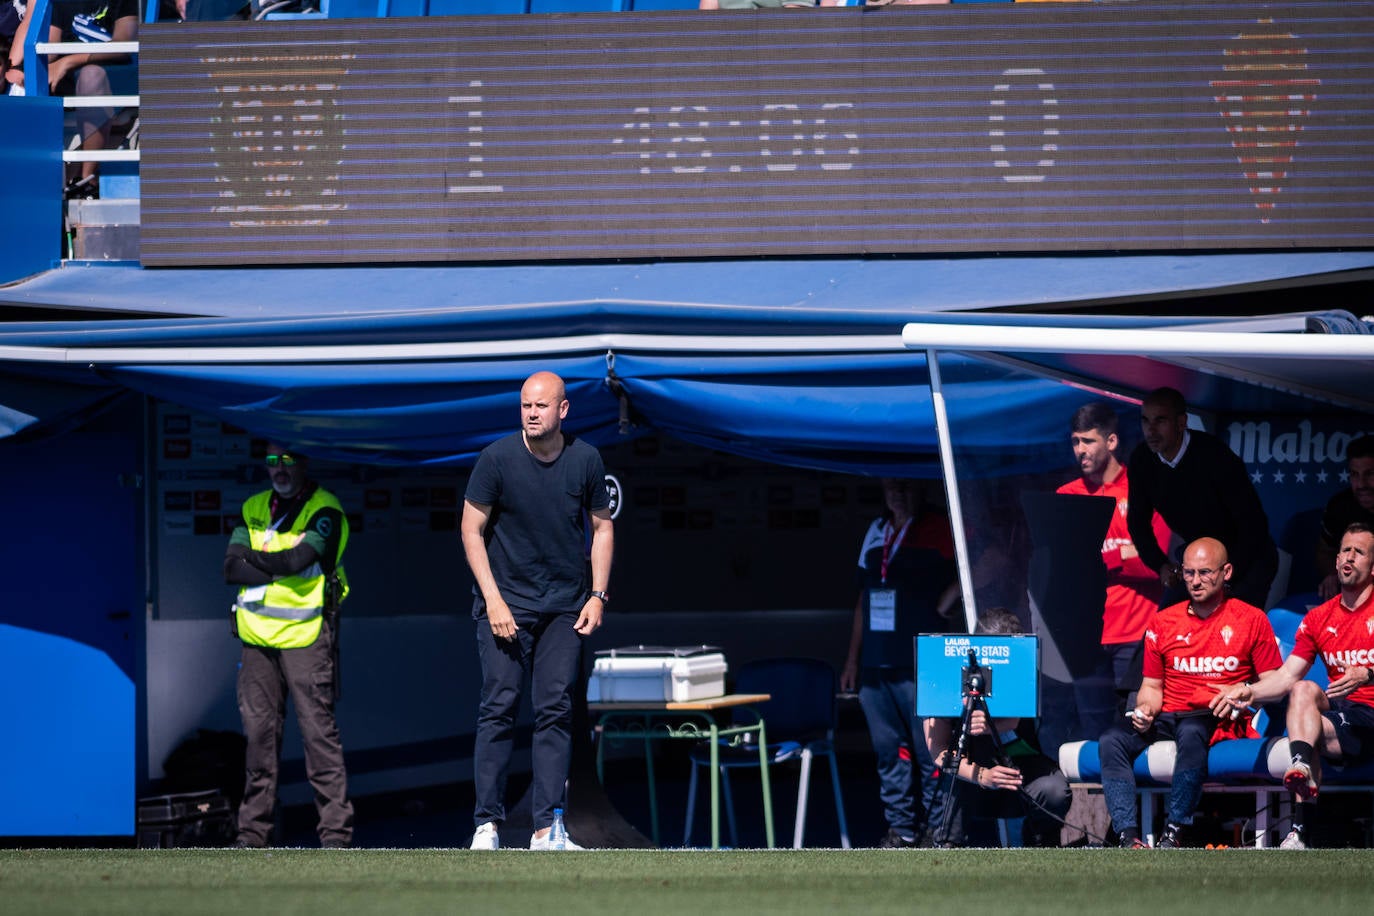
[926, 348, 978, 634]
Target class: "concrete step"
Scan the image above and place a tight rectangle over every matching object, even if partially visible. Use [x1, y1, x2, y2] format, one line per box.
[68, 198, 140, 261]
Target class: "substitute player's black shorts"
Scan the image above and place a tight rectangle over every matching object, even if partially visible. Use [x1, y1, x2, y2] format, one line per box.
[1324, 697, 1374, 761]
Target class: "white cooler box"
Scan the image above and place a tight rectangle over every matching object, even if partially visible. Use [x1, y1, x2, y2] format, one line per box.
[586, 645, 727, 702]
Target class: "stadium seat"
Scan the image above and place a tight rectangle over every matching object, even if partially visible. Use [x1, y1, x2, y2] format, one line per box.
[1060, 736, 1290, 785]
[1268, 598, 1329, 689]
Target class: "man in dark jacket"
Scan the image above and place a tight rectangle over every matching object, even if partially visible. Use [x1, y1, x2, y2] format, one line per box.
[1126, 387, 1277, 610]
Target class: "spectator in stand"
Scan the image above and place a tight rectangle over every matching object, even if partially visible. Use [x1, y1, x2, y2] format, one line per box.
[1057, 401, 1171, 738]
[2, 0, 27, 90]
[1099, 537, 1282, 849]
[1212, 523, 1374, 849]
[4, 0, 137, 194]
[700, 1, 816, 8]
[1, 0, 25, 87]
[162, 0, 249, 21]
[1126, 387, 1278, 610]
[814, 1, 950, 6]
[699, 1, 918, 8]
[1315, 436, 1374, 600]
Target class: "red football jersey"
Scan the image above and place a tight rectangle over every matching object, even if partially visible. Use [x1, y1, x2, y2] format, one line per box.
[1292, 589, 1374, 707]
[1058, 468, 1171, 644]
[1143, 598, 1283, 712]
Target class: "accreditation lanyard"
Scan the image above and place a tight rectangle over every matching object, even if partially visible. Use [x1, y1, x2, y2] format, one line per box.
[869, 518, 912, 634]
[262, 501, 290, 546]
[879, 518, 912, 585]
[266, 487, 312, 543]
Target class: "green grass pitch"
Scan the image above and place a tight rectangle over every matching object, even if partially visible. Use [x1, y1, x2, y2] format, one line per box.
[5, 848, 1374, 916]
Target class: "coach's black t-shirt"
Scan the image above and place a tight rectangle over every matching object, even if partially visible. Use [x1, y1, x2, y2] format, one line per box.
[465, 432, 609, 615]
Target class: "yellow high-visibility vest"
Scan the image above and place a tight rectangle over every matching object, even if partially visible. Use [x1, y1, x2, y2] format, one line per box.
[234, 487, 349, 649]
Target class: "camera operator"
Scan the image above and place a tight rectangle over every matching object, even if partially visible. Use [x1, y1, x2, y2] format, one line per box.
[924, 608, 1071, 847]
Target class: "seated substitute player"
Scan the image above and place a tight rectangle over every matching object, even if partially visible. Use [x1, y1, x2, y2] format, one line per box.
[1099, 537, 1282, 849]
[1212, 522, 1374, 849]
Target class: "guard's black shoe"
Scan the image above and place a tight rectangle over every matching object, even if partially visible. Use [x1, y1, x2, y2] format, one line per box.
[1155, 823, 1185, 849]
[878, 828, 918, 849]
[1120, 835, 1148, 849]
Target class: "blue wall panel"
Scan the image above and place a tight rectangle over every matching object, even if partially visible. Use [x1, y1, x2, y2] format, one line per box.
[0, 400, 142, 836]
[0, 97, 63, 283]
[0, 626, 135, 836]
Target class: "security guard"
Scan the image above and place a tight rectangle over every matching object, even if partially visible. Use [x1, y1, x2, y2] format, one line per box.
[223, 441, 353, 848]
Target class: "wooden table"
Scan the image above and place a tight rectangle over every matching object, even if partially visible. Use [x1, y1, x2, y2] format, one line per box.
[588, 693, 774, 849]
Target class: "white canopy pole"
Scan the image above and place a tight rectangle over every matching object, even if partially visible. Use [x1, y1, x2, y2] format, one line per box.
[0, 333, 907, 366]
[902, 321, 1374, 359]
[925, 348, 978, 634]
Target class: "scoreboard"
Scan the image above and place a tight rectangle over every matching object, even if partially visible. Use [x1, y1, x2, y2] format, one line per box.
[137, 1, 1374, 266]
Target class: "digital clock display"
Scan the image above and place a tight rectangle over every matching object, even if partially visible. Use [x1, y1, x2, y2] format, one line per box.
[137, 1, 1374, 267]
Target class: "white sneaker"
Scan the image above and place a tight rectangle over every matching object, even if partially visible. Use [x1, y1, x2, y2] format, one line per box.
[1278, 829, 1307, 850]
[470, 822, 499, 850]
[529, 831, 584, 850]
[1284, 760, 1319, 800]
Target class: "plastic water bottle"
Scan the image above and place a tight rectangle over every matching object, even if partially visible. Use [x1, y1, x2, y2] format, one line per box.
[549, 808, 568, 850]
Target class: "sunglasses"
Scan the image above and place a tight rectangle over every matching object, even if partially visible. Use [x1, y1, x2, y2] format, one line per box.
[264, 454, 299, 467]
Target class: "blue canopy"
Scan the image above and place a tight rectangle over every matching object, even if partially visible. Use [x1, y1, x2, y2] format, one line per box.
[91, 348, 1087, 475]
[1, 253, 1371, 472]
[0, 289, 1097, 472]
[4, 252, 1371, 321]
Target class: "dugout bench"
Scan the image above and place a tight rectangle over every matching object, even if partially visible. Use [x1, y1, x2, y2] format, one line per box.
[1059, 735, 1374, 847]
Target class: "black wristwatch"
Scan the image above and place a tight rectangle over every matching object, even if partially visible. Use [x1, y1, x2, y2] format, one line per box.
[590, 590, 609, 605]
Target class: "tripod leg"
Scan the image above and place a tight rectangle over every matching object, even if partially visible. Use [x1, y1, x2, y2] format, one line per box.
[934, 701, 975, 846]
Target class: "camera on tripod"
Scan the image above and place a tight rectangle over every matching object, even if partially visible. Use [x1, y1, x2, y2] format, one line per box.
[961, 648, 991, 699]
